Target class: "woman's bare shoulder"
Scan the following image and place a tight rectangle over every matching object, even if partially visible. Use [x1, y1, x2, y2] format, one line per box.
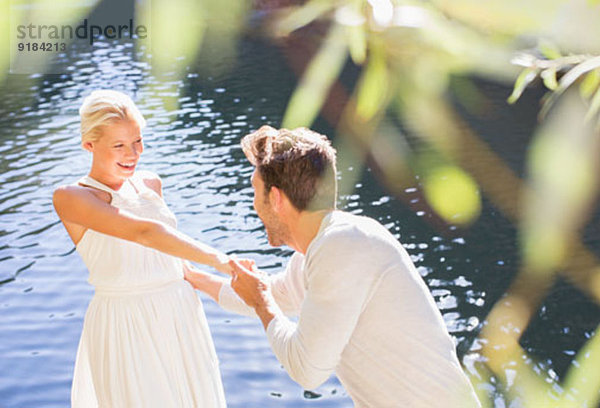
[136, 170, 162, 196]
[53, 183, 111, 208]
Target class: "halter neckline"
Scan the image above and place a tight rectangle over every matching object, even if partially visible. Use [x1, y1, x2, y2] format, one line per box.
[79, 175, 140, 195]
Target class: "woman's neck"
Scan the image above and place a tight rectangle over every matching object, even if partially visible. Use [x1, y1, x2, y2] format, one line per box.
[87, 169, 128, 191]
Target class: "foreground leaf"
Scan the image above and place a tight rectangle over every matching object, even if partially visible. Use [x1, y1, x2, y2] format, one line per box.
[355, 46, 388, 121]
[282, 23, 348, 128]
[508, 67, 538, 104]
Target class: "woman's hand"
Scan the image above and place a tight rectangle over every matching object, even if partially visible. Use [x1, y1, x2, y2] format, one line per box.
[182, 261, 197, 283]
[213, 255, 258, 276]
[183, 257, 259, 303]
[236, 257, 257, 272]
[183, 261, 226, 302]
[212, 253, 234, 275]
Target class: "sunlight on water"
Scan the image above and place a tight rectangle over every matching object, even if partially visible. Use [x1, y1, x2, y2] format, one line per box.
[0, 40, 355, 407]
[3, 36, 593, 407]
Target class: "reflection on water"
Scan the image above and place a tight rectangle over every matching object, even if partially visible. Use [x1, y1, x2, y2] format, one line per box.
[0, 39, 351, 408]
[0, 37, 598, 407]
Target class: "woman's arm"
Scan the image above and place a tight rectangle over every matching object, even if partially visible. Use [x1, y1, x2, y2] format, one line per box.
[53, 185, 232, 274]
[183, 261, 229, 302]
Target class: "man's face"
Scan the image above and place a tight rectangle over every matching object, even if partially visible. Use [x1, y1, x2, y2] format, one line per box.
[251, 169, 290, 247]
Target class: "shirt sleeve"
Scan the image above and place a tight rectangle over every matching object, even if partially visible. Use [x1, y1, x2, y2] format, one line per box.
[217, 282, 256, 317]
[266, 233, 376, 390]
[218, 252, 307, 318]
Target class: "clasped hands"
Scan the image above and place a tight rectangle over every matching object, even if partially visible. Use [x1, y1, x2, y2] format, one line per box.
[185, 253, 274, 316]
[227, 257, 273, 311]
[185, 255, 278, 329]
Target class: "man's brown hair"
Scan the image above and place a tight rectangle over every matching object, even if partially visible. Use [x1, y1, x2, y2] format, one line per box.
[241, 125, 337, 211]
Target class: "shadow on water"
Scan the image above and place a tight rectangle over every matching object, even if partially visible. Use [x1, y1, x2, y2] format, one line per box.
[0, 32, 598, 407]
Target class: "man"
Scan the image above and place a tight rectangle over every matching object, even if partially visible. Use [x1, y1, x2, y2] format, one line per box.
[185, 125, 481, 407]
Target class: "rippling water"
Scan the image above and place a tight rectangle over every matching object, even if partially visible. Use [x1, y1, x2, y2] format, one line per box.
[1, 37, 598, 407]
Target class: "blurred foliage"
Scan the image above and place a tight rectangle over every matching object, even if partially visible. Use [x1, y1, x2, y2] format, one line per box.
[2, 0, 600, 406]
[1, 1, 10, 83]
[269, 0, 600, 406]
[6, 0, 94, 74]
[281, 21, 347, 128]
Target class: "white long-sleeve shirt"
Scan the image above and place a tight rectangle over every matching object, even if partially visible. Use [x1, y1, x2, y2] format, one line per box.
[219, 211, 480, 407]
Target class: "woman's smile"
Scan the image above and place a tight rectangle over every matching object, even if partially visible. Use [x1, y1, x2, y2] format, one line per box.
[117, 161, 137, 171]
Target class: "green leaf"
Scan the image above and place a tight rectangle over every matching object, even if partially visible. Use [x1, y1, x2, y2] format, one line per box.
[585, 86, 600, 123]
[541, 55, 600, 118]
[140, 0, 205, 74]
[338, 0, 367, 64]
[580, 69, 600, 98]
[429, 0, 560, 37]
[422, 163, 481, 225]
[273, 0, 334, 36]
[282, 24, 348, 128]
[508, 67, 538, 104]
[541, 67, 558, 90]
[554, 56, 600, 94]
[538, 40, 562, 60]
[346, 24, 367, 65]
[355, 48, 388, 121]
[558, 327, 600, 408]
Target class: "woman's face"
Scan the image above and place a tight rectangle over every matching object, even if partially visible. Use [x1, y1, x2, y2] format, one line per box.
[85, 118, 144, 180]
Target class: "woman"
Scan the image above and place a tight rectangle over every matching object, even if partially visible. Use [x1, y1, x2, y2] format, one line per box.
[53, 90, 229, 407]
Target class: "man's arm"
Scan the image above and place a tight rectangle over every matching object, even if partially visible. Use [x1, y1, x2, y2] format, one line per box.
[186, 254, 306, 318]
[229, 237, 377, 390]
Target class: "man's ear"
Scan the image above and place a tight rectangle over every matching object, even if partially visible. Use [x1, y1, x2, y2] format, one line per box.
[270, 186, 297, 216]
[269, 186, 285, 214]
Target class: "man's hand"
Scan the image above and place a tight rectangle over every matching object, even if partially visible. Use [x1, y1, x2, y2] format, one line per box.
[229, 258, 279, 329]
[229, 258, 270, 309]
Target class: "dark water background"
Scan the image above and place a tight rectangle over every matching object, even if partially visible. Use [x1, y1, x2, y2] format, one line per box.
[0, 34, 599, 407]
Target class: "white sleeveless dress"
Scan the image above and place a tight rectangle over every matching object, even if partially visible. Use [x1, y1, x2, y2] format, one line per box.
[71, 173, 227, 408]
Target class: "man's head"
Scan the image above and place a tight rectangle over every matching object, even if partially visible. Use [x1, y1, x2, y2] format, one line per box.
[241, 125, 338, 246]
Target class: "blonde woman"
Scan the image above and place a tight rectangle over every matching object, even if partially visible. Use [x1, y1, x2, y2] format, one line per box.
[53, 90, 229, 407]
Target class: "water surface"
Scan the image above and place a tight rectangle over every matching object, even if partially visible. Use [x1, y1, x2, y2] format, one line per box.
[0, 36, 598, 407]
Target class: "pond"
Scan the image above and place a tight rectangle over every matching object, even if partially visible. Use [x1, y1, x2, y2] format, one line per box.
[0, 33, 598, 407]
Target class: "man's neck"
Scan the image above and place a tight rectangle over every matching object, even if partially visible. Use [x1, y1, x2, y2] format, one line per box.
[287, 209, 332, 254]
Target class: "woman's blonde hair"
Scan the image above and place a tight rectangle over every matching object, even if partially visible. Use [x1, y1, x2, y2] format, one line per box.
[79, 90, 146, 144]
